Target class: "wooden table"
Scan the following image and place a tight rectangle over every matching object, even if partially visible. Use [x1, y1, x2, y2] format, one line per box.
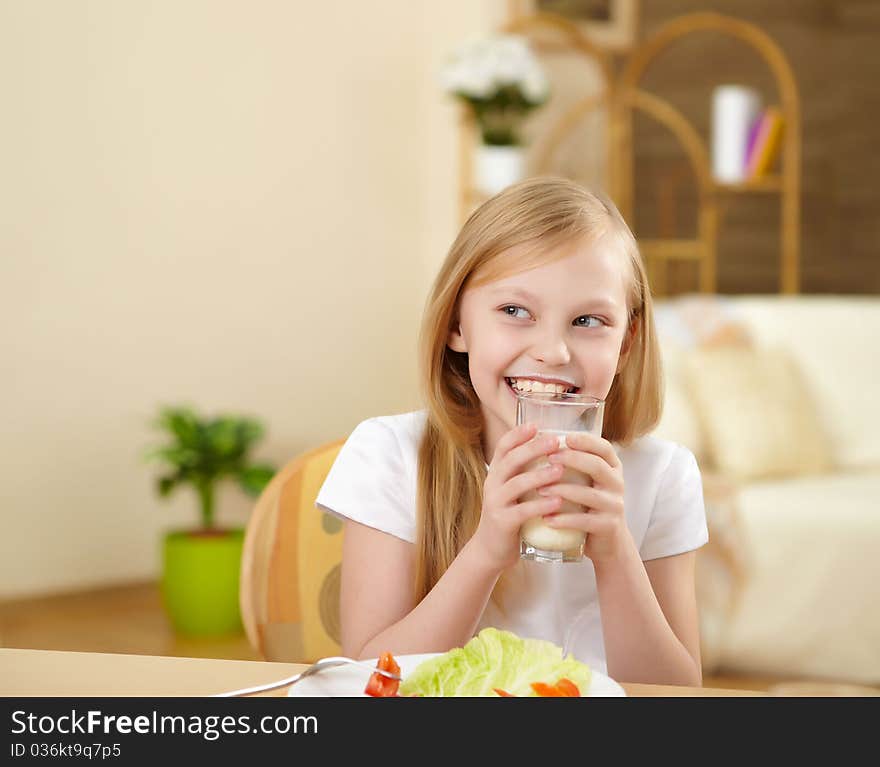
[0, 648, 764, 697]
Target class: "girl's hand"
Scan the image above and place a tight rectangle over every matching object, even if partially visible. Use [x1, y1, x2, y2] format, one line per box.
[470, 423, 567, 572]
[538, 432, 632, 565]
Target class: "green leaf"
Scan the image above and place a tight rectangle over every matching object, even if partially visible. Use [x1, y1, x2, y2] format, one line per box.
[147, 446, 201, 469]
[205, 418, 240, 458]
[237, 464, 276, 497]
[155, 406, 201, 448]
[145, 404, 272, 517]
[157, 475, 179, 498]
[142, 446, 166, 463]
[237, 419, 264, 448]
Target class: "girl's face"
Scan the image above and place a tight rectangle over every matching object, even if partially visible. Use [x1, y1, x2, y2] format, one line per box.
[448, 234, 634, 460]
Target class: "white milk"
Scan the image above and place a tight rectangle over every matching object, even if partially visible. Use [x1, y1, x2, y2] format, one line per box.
[520, 430, 589, 554]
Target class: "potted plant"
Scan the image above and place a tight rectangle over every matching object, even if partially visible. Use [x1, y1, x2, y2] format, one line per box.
[440, 34, 549, 196]
[144, 405, 276, 636]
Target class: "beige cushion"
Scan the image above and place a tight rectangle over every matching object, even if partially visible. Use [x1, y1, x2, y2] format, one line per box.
[684, 346, 832, 481]
[728, 296, 880, 471]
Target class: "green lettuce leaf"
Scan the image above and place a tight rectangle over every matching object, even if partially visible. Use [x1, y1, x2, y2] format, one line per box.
[398, 628, 591, 697]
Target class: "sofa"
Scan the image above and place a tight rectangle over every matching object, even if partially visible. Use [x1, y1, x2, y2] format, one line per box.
[242, 293, 880, 682]
[651, 294, 880, 684]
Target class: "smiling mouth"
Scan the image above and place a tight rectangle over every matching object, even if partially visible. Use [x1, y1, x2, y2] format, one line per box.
[505, 377, 580, 395]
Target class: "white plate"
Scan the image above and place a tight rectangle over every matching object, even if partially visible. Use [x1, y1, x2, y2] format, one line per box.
[287, 653, 626, 697]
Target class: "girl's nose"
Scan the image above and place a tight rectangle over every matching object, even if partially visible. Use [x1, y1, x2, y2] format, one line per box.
[531, 334, 571, 366]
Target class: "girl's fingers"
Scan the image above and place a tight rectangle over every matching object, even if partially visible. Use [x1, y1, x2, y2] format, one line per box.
[514, 495, 563, 524]
[537, 482, 611, 510]
[491, 422, 537, 462]
[540, 510, 604, 533]
[488, 423, 537, 480]
[494, 430, 561, 483]
[498, 462, 565, 506]
[559, 432, 621, 468]
[548, 449, 620, 490]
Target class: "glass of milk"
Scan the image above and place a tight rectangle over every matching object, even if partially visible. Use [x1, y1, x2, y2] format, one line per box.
[515, 391, 605, 563]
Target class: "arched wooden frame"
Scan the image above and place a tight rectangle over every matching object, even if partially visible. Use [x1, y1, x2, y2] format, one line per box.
[614, 88, 720, 296]
[613, 11, 801, 294]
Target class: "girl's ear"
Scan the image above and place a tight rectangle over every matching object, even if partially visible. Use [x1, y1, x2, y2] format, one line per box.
[616, 316, 639, 373]
[447, 323, 467, 353]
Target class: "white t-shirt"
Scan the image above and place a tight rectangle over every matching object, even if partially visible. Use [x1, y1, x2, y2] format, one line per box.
[315, 410, 708, 674]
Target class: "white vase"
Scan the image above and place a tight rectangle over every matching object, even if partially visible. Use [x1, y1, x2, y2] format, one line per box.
[474, 145, 526, 197]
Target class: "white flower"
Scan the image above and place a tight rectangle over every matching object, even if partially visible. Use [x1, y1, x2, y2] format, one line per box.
[459, 66, 495, 99]
[522, 69, 549, 103]
[439, 34, 547, 102]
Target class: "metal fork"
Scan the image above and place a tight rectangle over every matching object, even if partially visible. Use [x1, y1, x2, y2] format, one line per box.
[214, 656, 402, 697]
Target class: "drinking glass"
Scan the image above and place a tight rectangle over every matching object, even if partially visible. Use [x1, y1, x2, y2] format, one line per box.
[515, 391, 605, 563]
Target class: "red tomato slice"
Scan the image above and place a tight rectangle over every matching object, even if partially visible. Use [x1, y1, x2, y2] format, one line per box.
[530, 682, 563, 697]
[554, 678, 581, 697]
[364, 674, 394, 697]
[364, 652, 401, 697]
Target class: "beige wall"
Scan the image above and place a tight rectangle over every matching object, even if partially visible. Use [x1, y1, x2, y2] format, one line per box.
[0, 1, 502, 598]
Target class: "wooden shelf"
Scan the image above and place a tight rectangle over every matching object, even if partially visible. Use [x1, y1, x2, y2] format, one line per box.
[713, 175, 783, 193]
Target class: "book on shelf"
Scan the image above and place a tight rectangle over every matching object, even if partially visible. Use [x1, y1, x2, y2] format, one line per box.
[745, 107, 784, 179]
[744, 114, 764, 171]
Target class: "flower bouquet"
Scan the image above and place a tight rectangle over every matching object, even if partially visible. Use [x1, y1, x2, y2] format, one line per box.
[441, 34, 550, 196]
[441, 34, 549, 146]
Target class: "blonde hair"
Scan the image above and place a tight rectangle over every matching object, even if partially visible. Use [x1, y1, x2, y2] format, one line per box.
[414, 176, 662, 601]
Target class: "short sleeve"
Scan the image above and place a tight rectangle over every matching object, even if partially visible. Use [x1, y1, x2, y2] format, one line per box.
[639, 444, 709, 561]
[315, 418, 417, 543]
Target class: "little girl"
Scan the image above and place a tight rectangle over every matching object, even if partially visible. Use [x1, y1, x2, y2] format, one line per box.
[316, 177, 708, 686]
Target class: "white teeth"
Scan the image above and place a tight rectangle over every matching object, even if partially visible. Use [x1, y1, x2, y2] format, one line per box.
[507, 377, 576, 394]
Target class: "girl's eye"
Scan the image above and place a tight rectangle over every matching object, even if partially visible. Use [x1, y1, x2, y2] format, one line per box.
[501, 305, 532, 320]
[573, 315, 604, 328]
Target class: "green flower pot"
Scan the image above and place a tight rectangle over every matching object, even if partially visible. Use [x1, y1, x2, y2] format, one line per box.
[161, 528, 244, 636]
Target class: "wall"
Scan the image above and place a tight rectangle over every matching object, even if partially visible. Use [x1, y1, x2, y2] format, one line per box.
[0, 1, 501, 598]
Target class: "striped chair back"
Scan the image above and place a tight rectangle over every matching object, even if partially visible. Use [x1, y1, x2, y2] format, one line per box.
[240, 439, 346, 662]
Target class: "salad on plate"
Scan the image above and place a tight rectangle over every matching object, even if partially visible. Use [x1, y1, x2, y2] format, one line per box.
[364, 628, 593, 698]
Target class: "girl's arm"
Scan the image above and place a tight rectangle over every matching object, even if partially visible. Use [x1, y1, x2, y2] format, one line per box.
[594, 544, 702, 686]
[340, 519, 501, 659]
[340, 424, 566, 660]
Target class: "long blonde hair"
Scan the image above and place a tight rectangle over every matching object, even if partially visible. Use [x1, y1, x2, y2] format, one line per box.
[414, 177, 662, 601]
